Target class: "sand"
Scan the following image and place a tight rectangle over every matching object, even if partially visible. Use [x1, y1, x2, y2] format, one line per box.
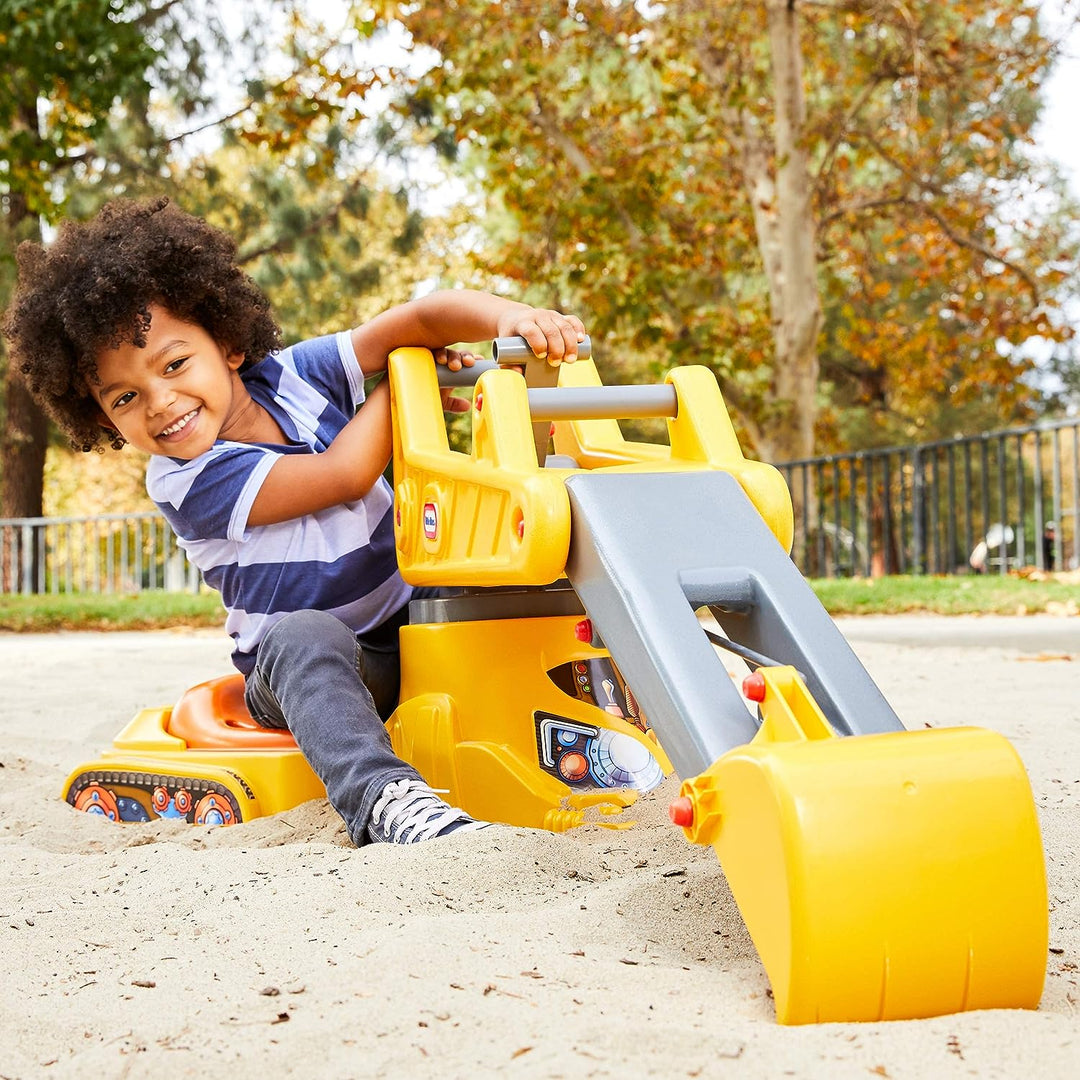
[1, 616, 1078, 1078]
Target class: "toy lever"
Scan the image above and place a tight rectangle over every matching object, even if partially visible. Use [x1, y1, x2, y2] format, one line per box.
[437, 335, 674, 462]
[437, 359, 499, 387]
[434, 336, 593, 387]
[527, 385, 675, 421]
[493, 336, 589, 465]
[437, 337, 675, 421]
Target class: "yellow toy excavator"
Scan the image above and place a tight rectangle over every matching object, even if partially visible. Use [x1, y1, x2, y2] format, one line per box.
[63, 337, 1047, 1025]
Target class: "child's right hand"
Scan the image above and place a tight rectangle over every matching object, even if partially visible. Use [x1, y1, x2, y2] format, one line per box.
[495, 307, 587, 367]
[433, 346, 481, 374]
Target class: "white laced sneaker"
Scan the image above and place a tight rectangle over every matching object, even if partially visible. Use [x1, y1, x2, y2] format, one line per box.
[368, 778, 492, 844]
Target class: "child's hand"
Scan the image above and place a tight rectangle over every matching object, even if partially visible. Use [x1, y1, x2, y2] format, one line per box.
[497, 308, 587, 367]
[434, 347, 479, 413]
[440, 387, 471, 413]
[434, 346, 480, 373]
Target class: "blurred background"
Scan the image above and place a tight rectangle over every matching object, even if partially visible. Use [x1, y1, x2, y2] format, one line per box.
[2, 0, 1079, 582]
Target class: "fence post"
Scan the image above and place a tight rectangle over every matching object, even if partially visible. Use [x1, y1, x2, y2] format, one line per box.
[911, 446, 924, 574]
[1033, 431, 1045, 571]
[1052, 428, 1064, 571]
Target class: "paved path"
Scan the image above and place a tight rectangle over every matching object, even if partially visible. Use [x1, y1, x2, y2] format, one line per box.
[836, 613, 1080, 652]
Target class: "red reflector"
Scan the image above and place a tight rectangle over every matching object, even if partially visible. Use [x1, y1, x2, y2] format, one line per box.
[574, 618, 593, 643]
[742, 671, 766, 702]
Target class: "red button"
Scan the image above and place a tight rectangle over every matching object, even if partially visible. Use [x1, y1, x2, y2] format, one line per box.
[558, 751, 589, 782]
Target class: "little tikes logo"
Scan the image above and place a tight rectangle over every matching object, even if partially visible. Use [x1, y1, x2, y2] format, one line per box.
[423, 502, 439, 540]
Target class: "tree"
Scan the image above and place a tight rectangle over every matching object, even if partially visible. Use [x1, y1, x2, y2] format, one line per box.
[371, 0, 1076, 467]
[0, 0, 423, 555]
[1, 0, 161, 586]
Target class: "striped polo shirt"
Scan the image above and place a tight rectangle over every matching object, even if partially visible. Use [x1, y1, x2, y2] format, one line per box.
[147, 330, 412, 675]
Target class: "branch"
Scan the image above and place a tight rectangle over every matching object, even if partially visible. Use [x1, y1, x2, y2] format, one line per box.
[163, 36, 343, 147]
[918, 199, 1041, 302]
[820, 192, 909, 224]
[812, 76, 887, 194]
[857, 128, 946, 198]
[163, 101, 257, 146]
[129, 0, 186, 33]
[236, 179, 368, 265]
[857, 131, 1041, 300]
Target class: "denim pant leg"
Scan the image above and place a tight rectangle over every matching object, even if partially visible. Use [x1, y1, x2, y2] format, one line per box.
[242, 609, 423, 846]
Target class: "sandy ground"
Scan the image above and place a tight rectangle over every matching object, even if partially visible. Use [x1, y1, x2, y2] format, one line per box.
[1, 616, 1078, 1079]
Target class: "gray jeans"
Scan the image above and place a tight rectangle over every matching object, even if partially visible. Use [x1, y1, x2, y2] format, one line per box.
[243, 607, 424, 845]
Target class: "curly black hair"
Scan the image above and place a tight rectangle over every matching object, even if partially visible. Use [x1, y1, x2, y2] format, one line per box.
[2, 197, 282, 451]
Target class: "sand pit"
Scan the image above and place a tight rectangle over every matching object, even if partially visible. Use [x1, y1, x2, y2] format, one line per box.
[1, 617, 1078, 1077]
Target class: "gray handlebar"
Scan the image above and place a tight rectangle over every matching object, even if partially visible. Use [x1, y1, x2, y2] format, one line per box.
[526, 385, 676, 420]
[437, 359, 500, 387]
[433, 334, 677, 420]
[492, 334, 592, 363]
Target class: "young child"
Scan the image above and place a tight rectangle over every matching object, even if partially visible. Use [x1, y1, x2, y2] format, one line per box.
[3, 197, 586, 845]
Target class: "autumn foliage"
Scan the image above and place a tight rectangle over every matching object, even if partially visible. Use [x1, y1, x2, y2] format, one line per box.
[375, 0, 1076, 460]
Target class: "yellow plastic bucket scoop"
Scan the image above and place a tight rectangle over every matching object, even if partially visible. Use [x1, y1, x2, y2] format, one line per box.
[670, 665, 1048, 1024]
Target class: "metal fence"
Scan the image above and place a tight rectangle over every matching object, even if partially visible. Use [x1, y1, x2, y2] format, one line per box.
[0, 512, 200, 595]
[2, 417, 1078, 594]
[780, 417, 1080, 578]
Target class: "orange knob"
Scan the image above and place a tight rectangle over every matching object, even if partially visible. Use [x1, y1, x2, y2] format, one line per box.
[669, 796, 694, 828]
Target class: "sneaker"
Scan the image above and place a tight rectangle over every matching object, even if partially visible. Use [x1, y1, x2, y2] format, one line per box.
[368, 778, 492, 844]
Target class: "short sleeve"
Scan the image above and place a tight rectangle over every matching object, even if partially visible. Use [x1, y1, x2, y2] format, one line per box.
[273, 331, 365, 414]
[147, 443, 281, 542]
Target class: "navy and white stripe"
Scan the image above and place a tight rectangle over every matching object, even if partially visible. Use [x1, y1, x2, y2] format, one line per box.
[147, 330, 411, 674]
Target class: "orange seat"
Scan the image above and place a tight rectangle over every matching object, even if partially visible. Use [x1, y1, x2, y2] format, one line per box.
[167, 674, 299, 750]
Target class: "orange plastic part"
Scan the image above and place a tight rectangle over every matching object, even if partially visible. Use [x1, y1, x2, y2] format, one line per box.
[668, 796, 694, 827]
[166, 674, 298, 750]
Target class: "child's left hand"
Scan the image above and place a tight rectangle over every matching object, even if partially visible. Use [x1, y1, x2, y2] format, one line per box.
[497, 308, 586, 367]
[434, 347, 479, 414]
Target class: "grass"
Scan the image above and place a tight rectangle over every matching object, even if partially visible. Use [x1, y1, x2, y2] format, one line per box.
[0, 590, 225, 632]
[0, 574, 1077, 632]
[809, 572, 1078, 616]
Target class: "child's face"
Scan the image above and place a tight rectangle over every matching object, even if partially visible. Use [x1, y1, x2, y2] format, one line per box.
[93, 305, 248, 459]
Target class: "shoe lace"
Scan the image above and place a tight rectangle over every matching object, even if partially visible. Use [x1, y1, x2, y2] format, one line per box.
[370, 779, 478, 843]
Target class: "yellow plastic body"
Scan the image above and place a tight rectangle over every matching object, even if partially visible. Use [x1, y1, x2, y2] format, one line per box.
[675, 666, 1048, 1024]
[388, 614, 672, 831]
[62, 705, 325, 824]
[63, 616, 667, 833]
[389, 350, 794, 586]
[552, 359, 794, 552]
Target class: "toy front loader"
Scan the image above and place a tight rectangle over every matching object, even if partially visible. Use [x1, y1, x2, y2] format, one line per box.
[387, 338, 1047, 1026]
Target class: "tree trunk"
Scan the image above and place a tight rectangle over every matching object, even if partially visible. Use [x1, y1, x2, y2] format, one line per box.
[761, 0, 821, 465]
[735, 1, 822, 560]
[1, 100, 49, 591]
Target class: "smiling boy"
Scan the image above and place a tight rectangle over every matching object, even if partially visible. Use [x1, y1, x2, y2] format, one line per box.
[4, 197, 586, 844]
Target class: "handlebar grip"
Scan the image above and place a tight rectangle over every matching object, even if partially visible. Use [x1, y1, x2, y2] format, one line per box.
[526, 385, 677, 420]
[491, 334, 592, 363]
[436, 358, 499, 387]
[435, 332, 593, 388]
